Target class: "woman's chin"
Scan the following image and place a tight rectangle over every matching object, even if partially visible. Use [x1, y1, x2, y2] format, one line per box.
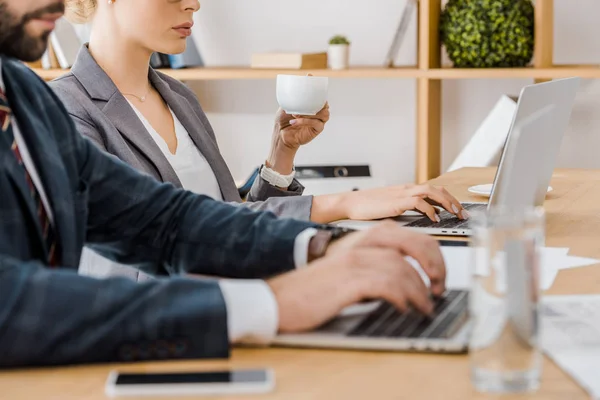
[155, 41, 187, 56]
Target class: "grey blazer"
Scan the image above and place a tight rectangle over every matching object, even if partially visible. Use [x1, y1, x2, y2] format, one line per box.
[49, 46, 313, 281]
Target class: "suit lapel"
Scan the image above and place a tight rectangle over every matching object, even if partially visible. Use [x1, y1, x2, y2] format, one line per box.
[0, 137, 45, 251]
[71, 46, 182, 187]
[150, 70, 241, 201]
[2, 65, 74, 260]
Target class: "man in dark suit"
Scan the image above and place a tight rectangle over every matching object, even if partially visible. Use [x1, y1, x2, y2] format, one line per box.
[0, 0, 446, 368]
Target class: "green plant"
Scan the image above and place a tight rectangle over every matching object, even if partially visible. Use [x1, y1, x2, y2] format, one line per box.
[329, 35, 350, 45]
[440, 0, 535, 68]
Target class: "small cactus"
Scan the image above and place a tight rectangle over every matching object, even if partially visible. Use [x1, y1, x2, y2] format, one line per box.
[329, 35, 350, 45]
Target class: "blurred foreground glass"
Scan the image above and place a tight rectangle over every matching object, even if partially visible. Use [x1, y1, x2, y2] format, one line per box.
[468, 206, 545, 394]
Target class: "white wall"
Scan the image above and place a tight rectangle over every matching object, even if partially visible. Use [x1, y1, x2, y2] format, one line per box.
[189, 0, 600, 185]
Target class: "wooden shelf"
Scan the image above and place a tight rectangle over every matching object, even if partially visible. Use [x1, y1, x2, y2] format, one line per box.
[32, 67, 424, 81]
[34, 65, 600, 82]
[428, 65, 600, 79]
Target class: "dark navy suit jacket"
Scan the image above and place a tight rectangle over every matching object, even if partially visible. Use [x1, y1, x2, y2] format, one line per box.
[0, 56, 315, 368]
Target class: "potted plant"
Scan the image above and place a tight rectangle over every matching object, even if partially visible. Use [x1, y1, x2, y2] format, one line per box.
[328, 35, 351, 70]
[440, 0, 534, 68]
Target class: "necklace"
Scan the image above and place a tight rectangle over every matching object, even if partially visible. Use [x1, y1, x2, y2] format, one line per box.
[121, 87, 151, 102]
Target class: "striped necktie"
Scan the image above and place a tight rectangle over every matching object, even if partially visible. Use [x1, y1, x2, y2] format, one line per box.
[0, 88, 60, 266]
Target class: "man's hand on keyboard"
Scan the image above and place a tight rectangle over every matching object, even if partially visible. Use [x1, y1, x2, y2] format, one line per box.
[325, 221, 446, 296]
[267, 222, 446, 333]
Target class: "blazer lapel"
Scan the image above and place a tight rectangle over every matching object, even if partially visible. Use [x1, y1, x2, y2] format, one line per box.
[0, 138, 45, 252]
[2, 67, 74, 261]
[101, 95, 182, 186]
[149, 70, 241, 201]
[71, 46, 182, 187]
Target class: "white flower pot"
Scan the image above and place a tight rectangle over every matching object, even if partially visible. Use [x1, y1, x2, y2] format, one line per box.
[328, 44, 350, 70]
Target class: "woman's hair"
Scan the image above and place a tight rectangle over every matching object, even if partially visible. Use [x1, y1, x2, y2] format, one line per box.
[65, 0, 97, 24]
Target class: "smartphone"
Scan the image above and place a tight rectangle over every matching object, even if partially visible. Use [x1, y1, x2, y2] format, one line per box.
[105, 369, 274, 397]
[437, 239, 469, 247]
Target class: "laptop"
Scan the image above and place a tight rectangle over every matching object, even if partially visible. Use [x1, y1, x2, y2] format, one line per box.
[402, 77, 580, 237]
[271, 82, 579, 354]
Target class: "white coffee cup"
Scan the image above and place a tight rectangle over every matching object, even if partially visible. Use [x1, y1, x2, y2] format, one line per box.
[276, 74, 329, 116]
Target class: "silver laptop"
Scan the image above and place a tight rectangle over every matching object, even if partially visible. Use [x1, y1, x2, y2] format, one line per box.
[274, 289, 471, 354]
[403, 77, 580, 237]
[272, 84, 578, 354]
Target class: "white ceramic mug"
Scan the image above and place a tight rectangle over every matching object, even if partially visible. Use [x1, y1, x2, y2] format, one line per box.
[276, 74, 329, 115]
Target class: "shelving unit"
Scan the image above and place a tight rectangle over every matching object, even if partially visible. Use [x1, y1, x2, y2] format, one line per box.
[34, 0, 574, 182]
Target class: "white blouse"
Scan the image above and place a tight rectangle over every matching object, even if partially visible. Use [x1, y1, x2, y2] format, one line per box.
[79, 101, 225, 279]
[127, 100, 223, 201]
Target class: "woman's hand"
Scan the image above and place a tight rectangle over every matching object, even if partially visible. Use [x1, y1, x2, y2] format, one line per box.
[310, 184, 468, 224]
[276, 103, 330, 149]
[266, 104, 330, 175]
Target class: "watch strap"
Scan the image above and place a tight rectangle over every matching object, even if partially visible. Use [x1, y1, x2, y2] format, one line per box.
[307, 226, 356, 263]
[260, 164, 295, 188]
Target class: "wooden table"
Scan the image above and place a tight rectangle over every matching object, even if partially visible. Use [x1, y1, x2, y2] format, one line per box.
[2, 167, 599, 400]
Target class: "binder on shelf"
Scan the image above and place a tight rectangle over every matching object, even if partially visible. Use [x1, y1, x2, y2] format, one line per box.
[49, 18, 82, 68]
[150, 53, 171, 69]
[47, 42, 61, 69]
[167, 37, 204, 69]
[40, 50, 51, 70]
[384, 0, 416, 67]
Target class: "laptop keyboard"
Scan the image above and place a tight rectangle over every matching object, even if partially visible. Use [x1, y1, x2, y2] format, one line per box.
[347, 290, 469, 339]
[405, 203, 487, 229]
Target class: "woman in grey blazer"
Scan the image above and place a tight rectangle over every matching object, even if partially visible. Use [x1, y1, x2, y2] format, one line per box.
[52, 0, 466, 280]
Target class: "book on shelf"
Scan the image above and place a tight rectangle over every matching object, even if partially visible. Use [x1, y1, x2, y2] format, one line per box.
[250, 52, 328, 69]
[384, 0, 416, 67]
[167, 36, 204, 69]
[150, 53, 172, 69]
[49, 17, 82, 69]
[48, 42, 61, 69]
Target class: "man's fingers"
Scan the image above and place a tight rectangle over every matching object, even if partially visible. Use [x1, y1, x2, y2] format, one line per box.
[366, 222, 446, 292]
[401, 261, 434, 315]
[363, 252, 433, 316]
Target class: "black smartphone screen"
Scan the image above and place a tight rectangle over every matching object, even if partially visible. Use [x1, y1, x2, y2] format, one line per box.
[115, 370, 268, 385]
[437, 239, 469, 247]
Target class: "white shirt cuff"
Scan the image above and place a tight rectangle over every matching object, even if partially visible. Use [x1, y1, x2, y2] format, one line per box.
[218, 279, 278, 345]
[293, 227, 319, 268]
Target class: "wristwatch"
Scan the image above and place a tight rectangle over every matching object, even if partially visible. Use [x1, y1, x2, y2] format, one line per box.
[260, 163, 296, 188]
[307, 226, 356, 263]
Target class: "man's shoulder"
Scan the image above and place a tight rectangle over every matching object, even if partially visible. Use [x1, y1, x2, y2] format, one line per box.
[5, 58, 50, 89]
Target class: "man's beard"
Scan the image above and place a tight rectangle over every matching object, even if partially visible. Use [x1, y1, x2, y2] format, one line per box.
[0, 2, 65, 62]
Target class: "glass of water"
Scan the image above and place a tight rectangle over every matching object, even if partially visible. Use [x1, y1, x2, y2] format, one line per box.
[468, 206, 545, 393]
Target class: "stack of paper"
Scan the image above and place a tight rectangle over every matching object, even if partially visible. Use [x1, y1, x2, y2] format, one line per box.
[542, 295, 600, 399]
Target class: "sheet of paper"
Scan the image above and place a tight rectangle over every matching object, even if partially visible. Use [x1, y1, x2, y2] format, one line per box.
[542, 295, 600, 399]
